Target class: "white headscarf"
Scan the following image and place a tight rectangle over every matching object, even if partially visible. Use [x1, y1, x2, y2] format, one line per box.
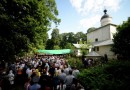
[8, 70, 15, 85]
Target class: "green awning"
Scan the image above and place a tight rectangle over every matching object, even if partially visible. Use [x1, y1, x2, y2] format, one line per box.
[37, 49, 71, 54]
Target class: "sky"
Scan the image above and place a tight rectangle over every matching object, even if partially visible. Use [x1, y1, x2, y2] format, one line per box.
[48, 0, 130, 37]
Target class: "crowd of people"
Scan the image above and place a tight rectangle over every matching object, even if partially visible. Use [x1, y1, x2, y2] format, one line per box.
[81, 54, 109, 68]
[0, 55, 84, 90]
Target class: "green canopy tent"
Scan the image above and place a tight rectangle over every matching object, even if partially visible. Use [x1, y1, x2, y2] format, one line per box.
[37, 49, 72, 55]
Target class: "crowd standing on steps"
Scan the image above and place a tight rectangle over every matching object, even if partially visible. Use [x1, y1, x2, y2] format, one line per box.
[0, 55, 84, 90]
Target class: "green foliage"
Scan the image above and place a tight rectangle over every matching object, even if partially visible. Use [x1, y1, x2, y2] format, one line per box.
[78, 60, 130, 90]
[59, 33, 68, 49]
[78, 41, 90, 55]
[51, 28, 60, 45]
[59, 32, 87, 49]
[45, 39, 54, 50]
[53, 45, 60, 49]
[74, 32, 87, 43]
[111, 17, 130, 60]
[87, 27, 96, 33]
[46, 30, 87, 50]
[64, 43, 75, 49]
[0, 0, 59, 61]
[67, 57, 84, 70]
[46, 28, 61, 50]
[67, 32, 75, 43]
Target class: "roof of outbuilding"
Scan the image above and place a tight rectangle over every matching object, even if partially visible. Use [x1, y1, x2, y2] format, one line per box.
[73, 44, 90, 49]
[85, 51, 101, 57]
[92, 39, 113, 47]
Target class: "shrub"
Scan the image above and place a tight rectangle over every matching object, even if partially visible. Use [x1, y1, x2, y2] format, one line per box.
[78, 60, 130, 90]
[67, 56, 84, 70]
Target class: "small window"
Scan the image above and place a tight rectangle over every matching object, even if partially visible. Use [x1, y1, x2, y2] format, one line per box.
[97, 47, 99, 51]
[95, 38, 98, 42]
[93, 48, 95, 51]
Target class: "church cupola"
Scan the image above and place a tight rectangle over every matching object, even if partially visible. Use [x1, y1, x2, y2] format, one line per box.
[100, 9, 112, 26]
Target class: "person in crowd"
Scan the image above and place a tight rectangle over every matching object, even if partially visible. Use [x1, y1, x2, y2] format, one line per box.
[39, 69, 48, 90]
[58, 69, 66, 83]
[24, 77, 31, 90]
[88, 59, 92, 67]
[35, 69, 41, 77]
[57, 69, 66, 90]
[64, 65, 71, 75]
[0, 55, 84, 90]
[26, 66, 32, 78]
[46, 72, 54, 90]
[8, 70, 15, 86]
[30, 72, 41, 90]
[70, 78, 85, 90]
[1, 74, 10, 90]
[72, 67, 80, 79]
[83, 58, 88, 68]
[45, 62, 50, 75]
[65, 70, 75, 90]
[31, 71, 40, 85]
[49, 64, 55, 77]
[53, 73, 60, 90]
[55, 67, 61, 76]
[29, 77, 41, 90]
[104, 54, 108, 63]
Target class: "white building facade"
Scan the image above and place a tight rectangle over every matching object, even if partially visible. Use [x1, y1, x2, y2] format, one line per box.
[87, 9, 117, 59]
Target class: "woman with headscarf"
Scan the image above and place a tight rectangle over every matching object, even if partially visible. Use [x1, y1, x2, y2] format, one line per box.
[8, 70, 15, 86]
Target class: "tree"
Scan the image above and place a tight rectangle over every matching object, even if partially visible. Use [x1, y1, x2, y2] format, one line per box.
[53, 45, 60, 49]
[75, 32, 87, 44]
[51, 28, 61, 49]
[0, 0, 60, 61]
[111, 17, 130, 60]
[64, 43, 74, 49]
[59, 32, 87, 49]
[59, 33, 68, 49]
[67, 32, 75, 43]
[87, 27, 96, 33]
[78, 41, 90, 55]
[59, 32, 75, 49]
[45, 39, 54, 50]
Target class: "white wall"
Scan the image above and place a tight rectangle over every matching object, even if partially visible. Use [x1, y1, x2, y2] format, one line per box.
[110, 25, 117, 39]
[96, 45, 116, 59]
[87, 25, 111, 42]
[87, 23, 117, 59]
[74, 49, 82, 56]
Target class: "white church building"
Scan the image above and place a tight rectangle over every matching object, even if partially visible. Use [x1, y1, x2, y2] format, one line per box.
[87, 9, 117, 59]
